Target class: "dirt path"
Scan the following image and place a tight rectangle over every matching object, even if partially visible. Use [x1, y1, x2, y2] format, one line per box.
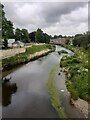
[1, 48, 25, 59]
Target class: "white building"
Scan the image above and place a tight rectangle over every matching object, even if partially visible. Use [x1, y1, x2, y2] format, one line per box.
[12, 41, 24, 48]
[8, 39, 15, 47]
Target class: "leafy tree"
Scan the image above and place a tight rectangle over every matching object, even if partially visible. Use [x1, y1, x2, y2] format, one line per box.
[21, 29, 30, 43]
[53, 35, 58, 39]
[73, 32, 90, 49]
[2, 7, 14, 39]
[35, 28, 43, 43]
[15, 28, 21, 41]
[29, 31, 36, 42]
[42, 33, 50, 43]
[2, 4, 14, 48]
[65, 38, 70, 45]
[58, 35, 62, 38]
[35, 28, 50, 43]
[3, 38, 8, 48]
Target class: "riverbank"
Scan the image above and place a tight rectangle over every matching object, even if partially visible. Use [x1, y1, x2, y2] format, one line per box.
[47, 64, 67, 118]
[2, 44, 55, 71]
[60, 45, 89, 118]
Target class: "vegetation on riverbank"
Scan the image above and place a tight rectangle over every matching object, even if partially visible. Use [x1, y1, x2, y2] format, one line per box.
[60, 46, 89, 101]
[47, 65, 67, 118]
[2, 44, 55, 71]
[58, 50, 68, 55]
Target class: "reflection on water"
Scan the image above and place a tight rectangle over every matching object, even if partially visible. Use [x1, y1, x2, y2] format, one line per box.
[2, 78, 17, 106]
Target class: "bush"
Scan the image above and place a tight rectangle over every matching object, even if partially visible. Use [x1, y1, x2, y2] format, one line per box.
[60, 46, 89, 101]
[58, 50, 68, 55]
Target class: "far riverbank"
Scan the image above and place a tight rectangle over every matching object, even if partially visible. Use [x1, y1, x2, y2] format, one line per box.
[1, 44, 55, 71]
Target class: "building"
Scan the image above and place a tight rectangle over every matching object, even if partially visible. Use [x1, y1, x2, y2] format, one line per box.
[8, 39, 15, 47]
[12, 41, 24, 48]
[50, 38, 67, 45]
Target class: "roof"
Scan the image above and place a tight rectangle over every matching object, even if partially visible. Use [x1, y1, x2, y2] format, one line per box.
[8, 39, 15, 44]
[12, 41, 24, 44]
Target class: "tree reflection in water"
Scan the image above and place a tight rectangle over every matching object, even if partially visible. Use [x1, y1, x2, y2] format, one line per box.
[2, 77, 17, 106]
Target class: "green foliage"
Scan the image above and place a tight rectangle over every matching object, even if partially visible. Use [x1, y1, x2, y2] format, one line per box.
[35, 28, 43, 43]
[60, 46, 89, 101]
[47, 65, 67, 118]
[35, 28, 50, 43]
[15, 28, 21, 41]
[58, 50, 68, 55]
[15, 28, 30, 43]
[73, 32, 90, 49]
[21, 29, 30, 43]
[26, 44, 48, 54]
[65, 38, 70, 45]
[29, 31, 36, 42]
[1, 3, 14, 48]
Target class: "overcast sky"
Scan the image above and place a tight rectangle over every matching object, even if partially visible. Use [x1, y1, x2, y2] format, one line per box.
[3, 1, 88, 36]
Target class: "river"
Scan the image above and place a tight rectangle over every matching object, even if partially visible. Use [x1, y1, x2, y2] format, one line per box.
[2, 45, 85, 118]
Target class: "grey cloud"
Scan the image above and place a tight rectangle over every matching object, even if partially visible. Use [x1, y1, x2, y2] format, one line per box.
[2, 2, 88, 35]
[41, 2, 86, 23]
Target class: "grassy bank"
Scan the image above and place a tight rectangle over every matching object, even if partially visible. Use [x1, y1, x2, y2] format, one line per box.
[2, 44, 55, 71]
[60, 46, 89, 101]
[47, 65, 67, 118]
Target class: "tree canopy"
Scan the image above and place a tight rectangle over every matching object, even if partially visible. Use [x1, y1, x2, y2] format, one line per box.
[29, 28, 50, 43]
[2, 4, 14, 40]
[73, 32, 90, 49]
[21, 29, 30, 43]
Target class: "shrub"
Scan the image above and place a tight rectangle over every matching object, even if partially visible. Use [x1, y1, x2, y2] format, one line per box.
[58, 50, 68, 55]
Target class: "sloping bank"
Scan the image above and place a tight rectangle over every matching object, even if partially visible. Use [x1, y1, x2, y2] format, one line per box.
[2, 44, 55, 71]
[47, 64, 67, 118]
[60, 45, 89, 118]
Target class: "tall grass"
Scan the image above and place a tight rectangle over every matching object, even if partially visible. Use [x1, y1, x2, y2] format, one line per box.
[60, 46, 89, 101]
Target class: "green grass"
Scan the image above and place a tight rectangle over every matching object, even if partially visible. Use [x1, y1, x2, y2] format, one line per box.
[26, 44, 50, 54]
[2, 44, 55, 70]
[60, 46, 89, 101]
[47, 65, 67, 118]
[58, 50, 68, 55]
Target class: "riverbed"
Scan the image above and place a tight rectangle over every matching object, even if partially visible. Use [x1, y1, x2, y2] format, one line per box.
[2, 45, 85, 118]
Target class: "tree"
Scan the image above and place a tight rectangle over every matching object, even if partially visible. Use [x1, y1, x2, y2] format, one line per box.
[35, 28, 50, 43]
[35, 28, 43, 43]
[65, 38, 70, 45]
[53, 35, 58, 39]
[42, 33, 50, 43]
[2, 4, 14, 48]
[15, 28, 21, 41]
[21, 29, 29, 43]
[3, 38, 8, 48]
[73, 32, 90, 49]
[29, 31, 36, 42]
[58, 35, 62, 38]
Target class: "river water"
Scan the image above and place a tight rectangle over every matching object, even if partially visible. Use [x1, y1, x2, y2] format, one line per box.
[2, 45, 85, 118]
